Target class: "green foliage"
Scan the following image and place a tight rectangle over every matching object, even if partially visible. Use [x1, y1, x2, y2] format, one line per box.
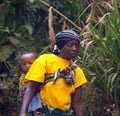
[82, 82, 103, 116]
[0, 0, 120, 115]
[79, 1, 120, 115]
[0, 0, 48, 74]
[0, 73, 20, 115]
[0, 1, 48, 115]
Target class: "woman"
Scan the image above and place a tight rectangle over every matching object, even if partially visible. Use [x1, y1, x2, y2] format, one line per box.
[20, 30, 87, 116]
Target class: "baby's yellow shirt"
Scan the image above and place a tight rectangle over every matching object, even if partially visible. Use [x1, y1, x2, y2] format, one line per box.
[19, 73, 29, 87]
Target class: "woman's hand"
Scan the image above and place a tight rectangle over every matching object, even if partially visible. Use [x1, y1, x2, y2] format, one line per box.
[19, 81, 41, 116]
[19, 111, 28, 116]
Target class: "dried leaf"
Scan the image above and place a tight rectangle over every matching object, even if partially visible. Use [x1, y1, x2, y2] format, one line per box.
[0, 45, 14, 61]
[48, 7, 55, 51]
[8, 37, 20, 46]
[62, 19, 66, 30]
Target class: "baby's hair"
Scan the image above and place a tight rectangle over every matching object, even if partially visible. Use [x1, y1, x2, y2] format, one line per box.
[20, 52, 37, 58]
[19, 51, 37, 63]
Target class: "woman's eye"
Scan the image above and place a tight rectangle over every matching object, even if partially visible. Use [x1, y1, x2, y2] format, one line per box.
[67, 44, 73, 47]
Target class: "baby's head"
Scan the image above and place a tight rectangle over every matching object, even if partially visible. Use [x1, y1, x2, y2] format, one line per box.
[20, 52, 37, 74]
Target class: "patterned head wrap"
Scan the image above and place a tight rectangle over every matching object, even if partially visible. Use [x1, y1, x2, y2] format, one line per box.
[55, 30, 80, 49]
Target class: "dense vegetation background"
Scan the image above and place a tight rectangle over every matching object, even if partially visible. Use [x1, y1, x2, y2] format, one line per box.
[0, 0, 120, 115]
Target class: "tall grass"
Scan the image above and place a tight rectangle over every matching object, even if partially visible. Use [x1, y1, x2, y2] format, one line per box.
[78, 0, 120, 115]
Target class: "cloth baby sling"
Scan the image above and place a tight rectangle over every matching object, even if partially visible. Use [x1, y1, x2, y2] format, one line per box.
[41, 60, 77, 87]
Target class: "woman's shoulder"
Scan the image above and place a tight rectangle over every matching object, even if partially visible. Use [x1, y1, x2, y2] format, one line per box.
[37, 53, 56, 59]
[34, 53, 57, 64]
[75, 66, 84, 73]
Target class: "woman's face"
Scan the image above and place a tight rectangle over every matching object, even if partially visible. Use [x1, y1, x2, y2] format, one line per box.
[59, 40, 80, 60]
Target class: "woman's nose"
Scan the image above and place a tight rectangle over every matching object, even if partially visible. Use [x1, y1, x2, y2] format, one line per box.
[72, 45, 77, 51]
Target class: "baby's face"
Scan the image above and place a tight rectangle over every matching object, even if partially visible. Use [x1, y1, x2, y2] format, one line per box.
[20, 54, 36, 74]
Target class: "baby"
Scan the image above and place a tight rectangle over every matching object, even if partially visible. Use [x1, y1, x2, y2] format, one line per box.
[19, 52, 42, 116]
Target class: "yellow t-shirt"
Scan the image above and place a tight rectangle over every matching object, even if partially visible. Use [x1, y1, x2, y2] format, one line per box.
[19, 73, 29, 87]
[25, 54, 87, 111]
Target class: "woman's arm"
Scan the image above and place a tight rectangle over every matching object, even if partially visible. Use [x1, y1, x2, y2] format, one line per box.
[71, 86, 83, 116]
[20, 81, 40, 116]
